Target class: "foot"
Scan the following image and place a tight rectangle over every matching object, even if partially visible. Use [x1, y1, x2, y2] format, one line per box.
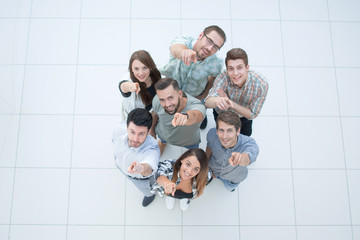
[142, 195, 155, 207]
[180, 198, 190, 211]
[165, 196, 175, 210]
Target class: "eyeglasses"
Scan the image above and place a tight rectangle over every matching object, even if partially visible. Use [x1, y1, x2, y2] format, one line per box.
[203, 32, 221, 52]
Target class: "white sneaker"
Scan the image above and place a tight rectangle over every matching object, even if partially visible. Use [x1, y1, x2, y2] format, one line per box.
[180, 198, 190, 211]
[165, 196, 175, 210]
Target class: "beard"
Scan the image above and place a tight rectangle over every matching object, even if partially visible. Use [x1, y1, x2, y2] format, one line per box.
[164, 98, 181, 115]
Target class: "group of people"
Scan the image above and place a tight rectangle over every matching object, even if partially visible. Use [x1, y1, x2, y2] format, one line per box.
[112, 25, 269, 211]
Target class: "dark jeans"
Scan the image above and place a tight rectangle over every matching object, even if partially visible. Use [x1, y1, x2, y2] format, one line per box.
[213, 109, 253, 136]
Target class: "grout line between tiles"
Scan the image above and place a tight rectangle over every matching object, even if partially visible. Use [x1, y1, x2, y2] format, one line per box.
[7, 0, 34, 238]
[326, 1, 355, 239]
[65, 1, 83, 239]
[277, 0, 299, 239]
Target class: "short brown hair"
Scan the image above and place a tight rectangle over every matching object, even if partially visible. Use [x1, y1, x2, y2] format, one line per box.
[154, 77, 180, 91]
[216, 111, 242, 131]
[225, 48, 248, 67]
[204, 25, 226, 46]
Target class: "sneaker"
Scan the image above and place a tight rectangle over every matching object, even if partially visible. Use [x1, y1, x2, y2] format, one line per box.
[142, 195, 155, 207]
[165, 196, 175, 210]
[180, 198, 190, 211]
[200, 116, 208, 129]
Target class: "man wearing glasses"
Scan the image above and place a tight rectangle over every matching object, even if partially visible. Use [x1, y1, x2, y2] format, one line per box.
[160, 25, 226, 129]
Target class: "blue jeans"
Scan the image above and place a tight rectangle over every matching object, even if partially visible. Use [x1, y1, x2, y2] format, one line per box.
[218, 177, 240, 192]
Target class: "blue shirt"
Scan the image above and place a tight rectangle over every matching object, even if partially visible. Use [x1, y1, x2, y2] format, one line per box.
[206, 128, 259, 183]
[160, 36, 223, 97]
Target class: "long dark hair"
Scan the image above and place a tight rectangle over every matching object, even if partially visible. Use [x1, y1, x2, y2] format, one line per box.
[171, 148, 208, 196]
[129, 50, 161, 106]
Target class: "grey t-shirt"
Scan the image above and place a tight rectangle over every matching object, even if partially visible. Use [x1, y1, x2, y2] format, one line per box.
[152, 92, 206, 147]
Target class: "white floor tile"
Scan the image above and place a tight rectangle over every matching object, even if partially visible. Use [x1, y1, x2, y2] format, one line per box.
[159, 144, 183, 162]
[68, 169, 125, 225]
[293, 170, 351, 225]
[0, 225, 9, 240]
[347, 170, 360, 225]
[131, 0, 181, 19]
[285, 67, 339, 116]
[11, 169, 70, 224]
[251, 117, 291, 169]
[17, 115, 73, 168]
[0, 66, 24, 114]
[67, 226, 124, 240]
[239, 170, 295, 225]
[279, 0, 329, 21]
[331, 22, 360, 68]
[75, 65, 125, 114]
[125, 180, 182, 225]
[21, 66, 76, 114]
[125, 226, 181, 240]
[282, 21, 334, 67]
[232, 20, 284, 67]
[181, 0, 230, 19]
[130, 19, 181, 67]
[255, 67, 287, 116]
[0, 168, 14, 224]
[0, 115, 19, 167]
[354, 226, 360, 240]
[342, 117, 360, 169]
[183, 179, 239, 226]
[72, 115, 119, 168]
[31, 0, 81, 18]
[78, 19, 130, 65]
[336, 68, 360, 116]
[27, 19, 80, 64]
[289, 117, 345, 169]
[240, 226, 297, 240]
[328, 0, 360, 21]
[231, 0, 280, 20]
[297, 226, 353, 240]
[0, 19, 29, 64]
[0, 0, 31, 17]
[9, 225, 67, 240]
[181, 19, 232, 62]
[184, 226, 239, 240]
[81, 0, 131, 18]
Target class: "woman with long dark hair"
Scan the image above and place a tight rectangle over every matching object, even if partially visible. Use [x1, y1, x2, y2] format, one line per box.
[119, 50, 161, 120]
[151, 148, 210, 211]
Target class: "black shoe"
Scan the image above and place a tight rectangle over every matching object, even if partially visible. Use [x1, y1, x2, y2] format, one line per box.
[200, 116, 207, 129]
[142, 195, 155, 207]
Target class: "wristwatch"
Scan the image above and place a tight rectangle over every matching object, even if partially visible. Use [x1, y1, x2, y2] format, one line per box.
[180, 112, 189, 119]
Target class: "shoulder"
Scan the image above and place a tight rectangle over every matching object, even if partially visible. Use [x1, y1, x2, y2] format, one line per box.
[171, 36, 194, 47]
[206, 128, 217, 139]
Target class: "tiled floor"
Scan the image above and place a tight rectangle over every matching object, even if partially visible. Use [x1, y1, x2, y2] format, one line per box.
[1, 0, 360, 239]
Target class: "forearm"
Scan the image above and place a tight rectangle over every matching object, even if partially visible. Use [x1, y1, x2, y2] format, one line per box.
[156, 175, 172, 187]
[197, 76, 215, 100]
[150, 112, 159, 138]
[231, 101, 253, 119]
[140, 163, 153, 177]
[205, 96, 218, 108]
[185, 110, 204, 125]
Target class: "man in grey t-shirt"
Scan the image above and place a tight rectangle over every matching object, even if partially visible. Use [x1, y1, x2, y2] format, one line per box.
[150, 78, 206, 155]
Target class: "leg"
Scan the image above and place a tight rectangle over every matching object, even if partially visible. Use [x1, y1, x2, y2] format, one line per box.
[127, 177, 156, 207]
[219, 177, 240, 192]
[240, 117, 253, 136]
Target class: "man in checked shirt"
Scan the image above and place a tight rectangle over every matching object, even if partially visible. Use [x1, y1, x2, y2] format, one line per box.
[205, 48, 269, 136]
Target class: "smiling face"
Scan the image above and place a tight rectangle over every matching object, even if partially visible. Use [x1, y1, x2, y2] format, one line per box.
[127, 122, 149, 148]
[216, 120, 240, 149]
[131, 59, 151, 85]
[193, 30, 224, 61]
[179, 155, 201, 181]
[226, 58, 249, 88]
[156, 85, 182, 115]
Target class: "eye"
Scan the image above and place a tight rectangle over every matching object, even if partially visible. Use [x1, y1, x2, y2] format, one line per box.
[186, 162, 191, 167]
[194, 168, 200, 172]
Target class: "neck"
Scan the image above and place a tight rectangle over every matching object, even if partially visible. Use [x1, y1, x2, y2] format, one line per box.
[176, 96, 187, 113]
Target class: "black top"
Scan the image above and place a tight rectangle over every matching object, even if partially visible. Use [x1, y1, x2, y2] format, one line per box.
[172, 189, 194, 199]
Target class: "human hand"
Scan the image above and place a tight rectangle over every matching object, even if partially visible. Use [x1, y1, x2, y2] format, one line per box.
[216, 97, 233, 110]
[228, 152, 250, 167]
[129, 82, 140, 94]
[164, 182, 176, 196]
[127, 161, 144, 174]
[217, 88, 228, 98]
[171, 112, 188, 127]
[181, 49, 197, 65]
